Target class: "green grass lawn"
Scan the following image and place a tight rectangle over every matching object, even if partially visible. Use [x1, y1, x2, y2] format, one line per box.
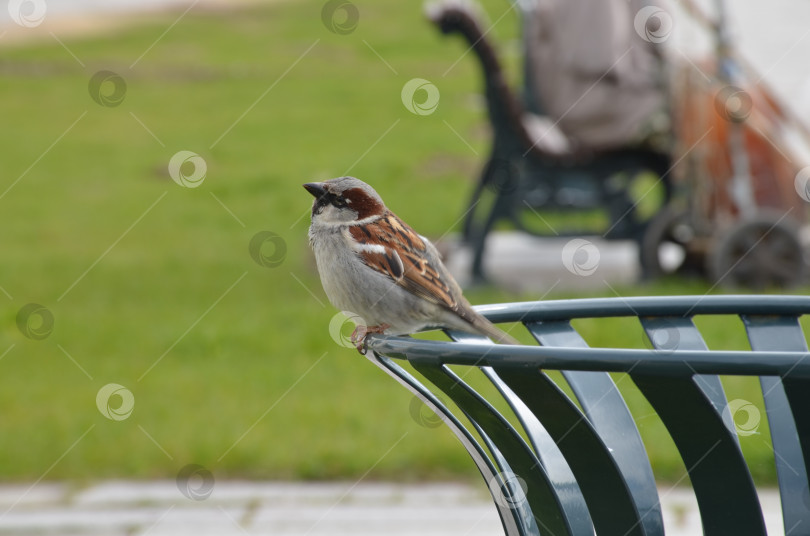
[0, 0, 802, 487]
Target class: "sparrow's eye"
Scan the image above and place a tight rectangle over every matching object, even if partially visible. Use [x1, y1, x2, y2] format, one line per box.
[331, 196, 348, 208]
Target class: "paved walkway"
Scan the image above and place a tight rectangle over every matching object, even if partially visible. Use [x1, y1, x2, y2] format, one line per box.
[442, 227, 810, 292]
[0, 481, 785, 535]
[442, 233, 642, 292]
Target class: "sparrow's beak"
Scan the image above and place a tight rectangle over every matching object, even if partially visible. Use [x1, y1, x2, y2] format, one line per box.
[303, 182, 327, 198]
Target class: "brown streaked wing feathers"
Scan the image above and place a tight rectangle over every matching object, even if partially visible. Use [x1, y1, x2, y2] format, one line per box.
[349, 212, 459, 312]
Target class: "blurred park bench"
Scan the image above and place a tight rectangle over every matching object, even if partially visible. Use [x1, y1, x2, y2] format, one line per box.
[431, 0, 809, 289]
[429, 1, 672, 283]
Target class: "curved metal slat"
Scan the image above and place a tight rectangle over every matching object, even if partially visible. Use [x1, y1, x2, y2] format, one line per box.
[410, 360, 583, 536]
[446, 330, 593, 531]
[495, 365, 651, 536]
[742, 314, 810, 532]
[639, 317, 729, 420]
[475, 295, 810, 325]
[367, 336, 810, 377]
[637, 317, 766, 535]
[782, 379, 810, 523]
[481, 367, 594, 528]
[632, 374, 767, 534]
[466, 418, 540, 536]
[528, 320, 663, 535]
[365, 352, 524, 536]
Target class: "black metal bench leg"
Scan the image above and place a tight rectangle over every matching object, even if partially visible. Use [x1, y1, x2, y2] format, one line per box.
[462, 155, 495, 244]
[470, 181, 516, 284]
[465, 153, 510, 284]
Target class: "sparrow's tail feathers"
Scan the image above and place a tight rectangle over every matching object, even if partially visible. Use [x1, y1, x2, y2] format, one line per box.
[472, 316, 521, 346]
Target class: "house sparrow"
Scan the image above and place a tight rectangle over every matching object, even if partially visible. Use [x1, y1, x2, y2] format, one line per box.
[304, 176, 519, 353]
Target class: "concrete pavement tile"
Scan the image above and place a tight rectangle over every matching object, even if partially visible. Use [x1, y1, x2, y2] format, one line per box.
[0, 483, 69, 509]
[75, 480, 371, 507]
[199, 481, 351, 504]
[74, 480, 183, 505]
[0, 505, 169, 533]
[659, 487, 784, 536]
[0, 482, 789, 536]
[331, 482, 488, 506]
[251, 503, 503, 535]
[134, 506, 247, 536]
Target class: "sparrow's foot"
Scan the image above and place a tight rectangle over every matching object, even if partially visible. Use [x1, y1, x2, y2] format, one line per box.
[350, 323, 390, 355]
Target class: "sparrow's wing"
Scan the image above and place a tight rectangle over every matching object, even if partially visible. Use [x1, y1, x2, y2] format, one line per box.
[348, 212, 519, 345]
[348, 212, 459, 311]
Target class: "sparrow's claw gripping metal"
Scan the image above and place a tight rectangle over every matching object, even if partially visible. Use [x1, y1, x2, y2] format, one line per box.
[351, 324, 389, 355]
